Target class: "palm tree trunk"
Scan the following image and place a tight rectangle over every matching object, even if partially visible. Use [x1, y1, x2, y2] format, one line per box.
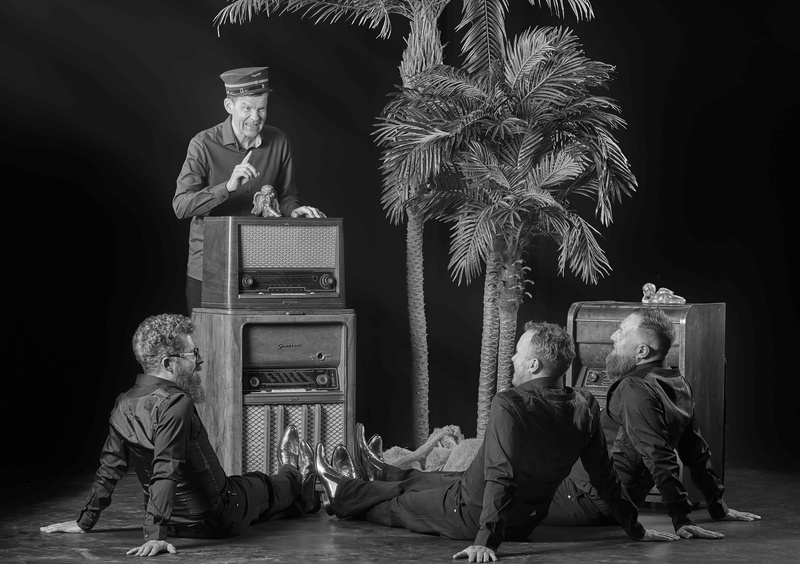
[476, 249, 501, 438]
[401, 5, 445, 448]
[406, 211, 430, 447]
[496, 259, 525, 393]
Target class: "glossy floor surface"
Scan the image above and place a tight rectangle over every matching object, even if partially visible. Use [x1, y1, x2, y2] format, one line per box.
[1, 467, 798, 563]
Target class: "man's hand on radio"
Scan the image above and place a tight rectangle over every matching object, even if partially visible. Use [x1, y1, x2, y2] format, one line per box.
[719, 508, 761, 522]
[226, 151, 258, 193]
[676, 524, 725, 539]
[291, 206, 326, 218]
[640, 528, 679, 542]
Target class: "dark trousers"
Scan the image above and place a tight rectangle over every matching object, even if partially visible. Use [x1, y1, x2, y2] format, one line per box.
[334, 465, 479, 541]
[186, 276, 202, 316]
[170, 465, 304, 539]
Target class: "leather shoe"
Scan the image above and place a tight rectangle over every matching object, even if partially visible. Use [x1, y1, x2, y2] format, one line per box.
[331, 444, 361, 480]
[316, 443, 342, 516]
[278, 425, 301, 468]
[298, 439, 319, 513]
[356, 422, 388, 481]
[367, 433, 384, 460]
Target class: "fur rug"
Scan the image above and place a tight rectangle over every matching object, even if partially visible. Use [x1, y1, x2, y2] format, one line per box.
[382, 425, 482, 472]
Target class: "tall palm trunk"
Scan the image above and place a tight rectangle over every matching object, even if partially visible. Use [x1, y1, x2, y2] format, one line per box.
[476, 248, 502, 438]
[400, 4, 445, 448]
[496, 258, 525, 392]
[406, 211, 430, 447]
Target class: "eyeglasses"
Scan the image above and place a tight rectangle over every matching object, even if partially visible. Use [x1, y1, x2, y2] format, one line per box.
[166, 347, 201, 364]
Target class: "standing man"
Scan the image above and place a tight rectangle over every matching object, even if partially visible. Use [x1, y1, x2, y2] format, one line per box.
[545, 307, 760, 538]
[41, 314, 317, 557]
[316, 322, 678, 563]
[173, 67, 325, 314]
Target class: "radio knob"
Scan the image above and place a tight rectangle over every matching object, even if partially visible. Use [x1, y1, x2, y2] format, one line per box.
[319, 274, 335, 289]
[249, 376, 261, 389]
[587, 371, 599, 383]
[242, 275, 255, 288]
[316, 374, 329, 386]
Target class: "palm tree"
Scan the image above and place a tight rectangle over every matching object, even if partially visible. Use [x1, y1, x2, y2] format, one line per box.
[375, 25, 635, 435]
[214, 0, 447, 448]
[214, 0, 611, 440]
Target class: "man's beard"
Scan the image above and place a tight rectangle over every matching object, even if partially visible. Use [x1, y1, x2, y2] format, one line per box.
[175, 365, 206, 404]
[606, 350, 638, 380]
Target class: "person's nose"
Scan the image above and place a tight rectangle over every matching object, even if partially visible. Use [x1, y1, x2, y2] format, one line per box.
[611, 329, 620, 342]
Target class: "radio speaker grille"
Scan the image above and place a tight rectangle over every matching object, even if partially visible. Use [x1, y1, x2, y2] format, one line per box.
[242, 403, 345, 475]
[240, 224, 338, 269]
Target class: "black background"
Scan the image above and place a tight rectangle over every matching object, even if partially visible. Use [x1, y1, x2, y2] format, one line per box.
[1, 0, 797, 483]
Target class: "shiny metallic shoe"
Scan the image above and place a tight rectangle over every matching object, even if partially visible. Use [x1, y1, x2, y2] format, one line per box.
[316, 443, 342, 516]
[356, 422, 388, 481]
[278, 425, 301, 468]
[331, 443, 361, 480]
[367, 433, 384, 460]
[298, 439, 319, 513]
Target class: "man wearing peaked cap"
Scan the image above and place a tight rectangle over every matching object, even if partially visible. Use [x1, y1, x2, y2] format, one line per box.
[220, 66, 273, 96]
[173, 66, 325, 314]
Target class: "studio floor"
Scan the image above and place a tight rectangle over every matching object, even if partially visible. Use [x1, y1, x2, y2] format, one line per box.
[1, 467, 798, 563]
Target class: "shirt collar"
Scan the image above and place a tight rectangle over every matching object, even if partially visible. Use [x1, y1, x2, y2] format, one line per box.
[135, 373, 181, 391]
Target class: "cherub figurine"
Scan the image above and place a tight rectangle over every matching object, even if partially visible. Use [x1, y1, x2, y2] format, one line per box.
[642, 282, 686, 304]
[251, 185, 282, 218]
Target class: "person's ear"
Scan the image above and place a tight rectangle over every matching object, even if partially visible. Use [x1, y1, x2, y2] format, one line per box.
[162, 357, 173, 372]
[636, 344, 651, 360]
[223, 97, 234, 115]
[529, 358, 541, 374]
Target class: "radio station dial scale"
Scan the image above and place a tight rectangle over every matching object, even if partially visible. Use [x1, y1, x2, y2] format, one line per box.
[243, 367, 339, 392]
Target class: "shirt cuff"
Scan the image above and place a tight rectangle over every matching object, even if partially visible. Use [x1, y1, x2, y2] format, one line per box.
[212, 183, 230, 199]
[143, 524, 169, 541]
[708, 498, 730, 520]
[473, 528, 497, 551]
[671, 511, 695, 531]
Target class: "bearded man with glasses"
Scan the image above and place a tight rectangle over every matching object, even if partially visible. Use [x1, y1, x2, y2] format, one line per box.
[41, 313, 318, 557]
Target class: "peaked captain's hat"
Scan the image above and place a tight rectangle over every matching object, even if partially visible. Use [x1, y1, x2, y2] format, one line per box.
[220, 66, 272, 96]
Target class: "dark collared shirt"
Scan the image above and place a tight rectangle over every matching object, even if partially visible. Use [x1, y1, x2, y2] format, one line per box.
[173, 117, 300, 280]
[77, 375, 227, 541]
[460, 381, 644, 550]
[604, 362, 728, 530]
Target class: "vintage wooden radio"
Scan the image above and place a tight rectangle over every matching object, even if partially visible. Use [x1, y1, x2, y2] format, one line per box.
[192, 308, 356, 476]
[201, 216, 345, 310]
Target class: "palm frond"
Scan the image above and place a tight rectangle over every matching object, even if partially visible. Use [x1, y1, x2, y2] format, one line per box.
[527, 0, 594, 21]
[458, 0, 509, 77]
[555, 212, 611, 284]
[526, 151, 584, 191]
[214, 0, 407, 39]
[214, 0, 288, 27]
[285, 0, 405, 39]
[504, 29, 555, 91]
[447, 207, 494, 285]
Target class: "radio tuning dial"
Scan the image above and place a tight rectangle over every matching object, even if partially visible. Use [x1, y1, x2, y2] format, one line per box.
[319, 274, 335, 289]
[242, 275, 255, 288]
[316, 373, 329, 386]
[249, 376, 261, 389]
